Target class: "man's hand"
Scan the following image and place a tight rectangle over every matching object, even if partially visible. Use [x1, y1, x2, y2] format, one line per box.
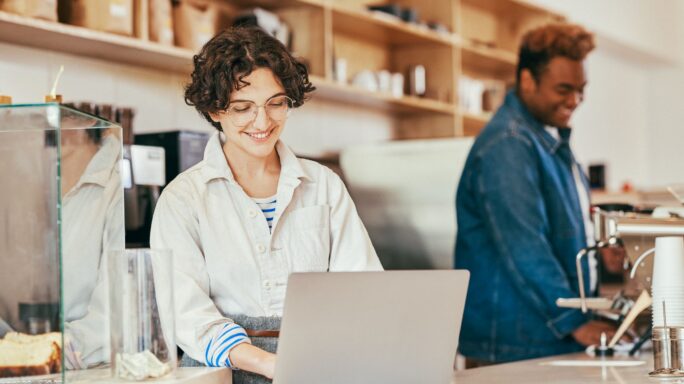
[600, 246, 626, 274]
[571, 320, 618, 347]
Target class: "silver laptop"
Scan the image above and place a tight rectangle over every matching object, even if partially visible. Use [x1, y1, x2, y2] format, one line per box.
[274, 270, 469, 384]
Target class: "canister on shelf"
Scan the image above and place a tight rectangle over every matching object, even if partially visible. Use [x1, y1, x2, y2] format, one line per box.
[0, 95, 12, 105]
[390, 73, 404, 98]
[334, 58, 347, 84]
[376, 70, 391, 93]
[407, 65, 426, 97]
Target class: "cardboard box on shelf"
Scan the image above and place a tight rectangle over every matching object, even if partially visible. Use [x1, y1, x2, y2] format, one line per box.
[172, 0, 217, 52]
[59, 0, 133, 36]
[149, 0, 174, 46]
[0, 0, 58, 21]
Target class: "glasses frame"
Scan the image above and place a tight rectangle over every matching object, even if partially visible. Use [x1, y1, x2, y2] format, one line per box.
[225, 95, 295, 127]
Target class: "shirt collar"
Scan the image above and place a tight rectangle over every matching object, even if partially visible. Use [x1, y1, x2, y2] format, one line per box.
[72, 134, 121, 189]
[505, 90, 571, 154]
[200, 131, 311, 184]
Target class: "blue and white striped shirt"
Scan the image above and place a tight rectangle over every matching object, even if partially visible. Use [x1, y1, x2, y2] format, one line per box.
[252, 195, 277, 232]
[204, 322, 250, 368]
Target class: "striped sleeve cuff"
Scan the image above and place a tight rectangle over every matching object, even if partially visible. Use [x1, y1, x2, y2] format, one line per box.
[204, 323, 251, 368]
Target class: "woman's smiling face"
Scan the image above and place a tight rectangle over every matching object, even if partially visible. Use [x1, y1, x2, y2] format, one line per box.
[211, 68, 290, 160]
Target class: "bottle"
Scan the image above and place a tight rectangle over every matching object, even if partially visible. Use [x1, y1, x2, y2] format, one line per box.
[407, 65, 426, 97]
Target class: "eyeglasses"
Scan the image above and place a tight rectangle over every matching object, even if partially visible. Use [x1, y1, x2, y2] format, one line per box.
[226, 95, 294, 127]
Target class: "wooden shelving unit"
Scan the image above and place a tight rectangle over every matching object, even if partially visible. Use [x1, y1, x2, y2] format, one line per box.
[460, 39, 517, 79]
[456, 0, 563, 136]
[461, 110, 493, 136]
[329, 4, 456, 46]
[0, 10, 193, 73]
[0, 0, 564, 139]
[311, 75, 455, 116]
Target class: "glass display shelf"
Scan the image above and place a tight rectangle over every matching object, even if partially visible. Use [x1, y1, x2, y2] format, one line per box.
[0, 104, 124, 383]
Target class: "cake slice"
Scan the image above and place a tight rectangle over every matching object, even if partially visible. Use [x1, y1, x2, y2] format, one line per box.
[4, 332, 62, 348]
[0, 333, 62, 378]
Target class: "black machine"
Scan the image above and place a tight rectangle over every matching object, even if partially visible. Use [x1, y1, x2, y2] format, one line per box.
[135, 130, 211, 186]
[125, 130, 210, 247]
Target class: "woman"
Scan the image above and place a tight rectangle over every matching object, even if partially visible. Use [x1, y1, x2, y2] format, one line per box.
[150, 27, 382, 381]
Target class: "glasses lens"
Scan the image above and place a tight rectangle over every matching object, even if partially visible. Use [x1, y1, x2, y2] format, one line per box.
[265, 96, 293, 121]
[228, 101, 257, 126]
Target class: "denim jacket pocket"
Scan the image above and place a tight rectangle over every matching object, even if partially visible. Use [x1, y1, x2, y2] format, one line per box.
[282, 205, 331, 272]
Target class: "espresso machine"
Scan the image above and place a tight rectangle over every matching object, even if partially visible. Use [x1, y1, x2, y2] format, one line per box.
[557, 198, 684, 374]
[134, 130, 210, 186]
[123, 144, 166, 247]
[124, 131, 210, 247]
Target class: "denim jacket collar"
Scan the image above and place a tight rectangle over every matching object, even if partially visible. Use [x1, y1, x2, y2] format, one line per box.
[505, 90, 571, 155]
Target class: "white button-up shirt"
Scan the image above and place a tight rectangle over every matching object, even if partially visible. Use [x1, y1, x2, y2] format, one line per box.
[150, 132, 382, 361]
[545, 127, 597, 292]
[62, 135, 124, 322]
[62, 135, 124, 367]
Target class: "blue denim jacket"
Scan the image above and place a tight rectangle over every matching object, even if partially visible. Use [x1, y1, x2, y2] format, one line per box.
[455, 91, 592, 363]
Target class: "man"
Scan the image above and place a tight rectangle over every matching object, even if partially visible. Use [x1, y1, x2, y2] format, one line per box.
[455, 23, 619, 365]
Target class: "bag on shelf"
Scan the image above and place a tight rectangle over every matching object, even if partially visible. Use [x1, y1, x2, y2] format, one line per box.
[0, 0, 58, 21]
[60, 0, 134, 36]
[149, 0, 174, 46]
[172, 0, 217, 52]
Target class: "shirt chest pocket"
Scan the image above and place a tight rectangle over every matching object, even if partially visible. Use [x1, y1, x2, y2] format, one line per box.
[281, 205, 331, 272]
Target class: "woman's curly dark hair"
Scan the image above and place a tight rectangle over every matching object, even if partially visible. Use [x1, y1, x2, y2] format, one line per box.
[184, 26, 315, 131]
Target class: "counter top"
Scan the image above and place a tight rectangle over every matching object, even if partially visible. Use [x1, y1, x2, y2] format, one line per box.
[452, 352, 657, 384]
[0, 367, 231, 384]
[66, 367, 231, 384]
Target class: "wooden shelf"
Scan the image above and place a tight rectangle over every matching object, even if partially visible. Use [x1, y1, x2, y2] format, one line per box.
[0, 11, 194, 73]
[311, 75, 455, 115]
[460, 39, 517, 79]
[330, 4, 456, 46]
[461, 110, 492, 136]
[461, 0, 556, 16]
[226, 0, 323, 6]
[0, 11, 455, 117]
[0, 0, 566, 140]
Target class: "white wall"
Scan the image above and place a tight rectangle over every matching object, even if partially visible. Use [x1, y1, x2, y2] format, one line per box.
[528, 0, 684, 64]
[567, 43, 651, 191]
[527, 0, 684, 190]
[646, 68, 684, 188]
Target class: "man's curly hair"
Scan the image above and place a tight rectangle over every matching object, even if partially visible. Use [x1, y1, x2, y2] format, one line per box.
[516, 23, 595, 86]
[184, 26, 315, 131]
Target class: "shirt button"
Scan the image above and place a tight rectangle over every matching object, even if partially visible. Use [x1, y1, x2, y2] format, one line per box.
[263, 280, 271, 288]
[256, 244, 266, 253]
[248, 209, 257, 218]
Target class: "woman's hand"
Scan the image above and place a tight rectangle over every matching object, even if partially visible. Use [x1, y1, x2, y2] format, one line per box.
[228, 343, 277, 379]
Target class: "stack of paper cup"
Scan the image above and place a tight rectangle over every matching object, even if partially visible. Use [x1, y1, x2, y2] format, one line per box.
[652, 237, 684, 327]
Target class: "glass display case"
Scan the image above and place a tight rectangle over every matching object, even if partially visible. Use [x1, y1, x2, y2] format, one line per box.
[0, 104, 124, 382]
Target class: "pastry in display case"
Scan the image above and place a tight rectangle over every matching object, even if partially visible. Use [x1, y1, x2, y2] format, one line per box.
[0, 103, 124, 381]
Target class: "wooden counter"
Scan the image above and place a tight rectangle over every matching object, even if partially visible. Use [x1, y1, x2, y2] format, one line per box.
[452, 352, 655, 383]
[0, 367, 232, 384]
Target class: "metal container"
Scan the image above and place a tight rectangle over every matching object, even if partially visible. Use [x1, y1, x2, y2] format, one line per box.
[671, 327, 684, 373]
[651, 326, 684, 377]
